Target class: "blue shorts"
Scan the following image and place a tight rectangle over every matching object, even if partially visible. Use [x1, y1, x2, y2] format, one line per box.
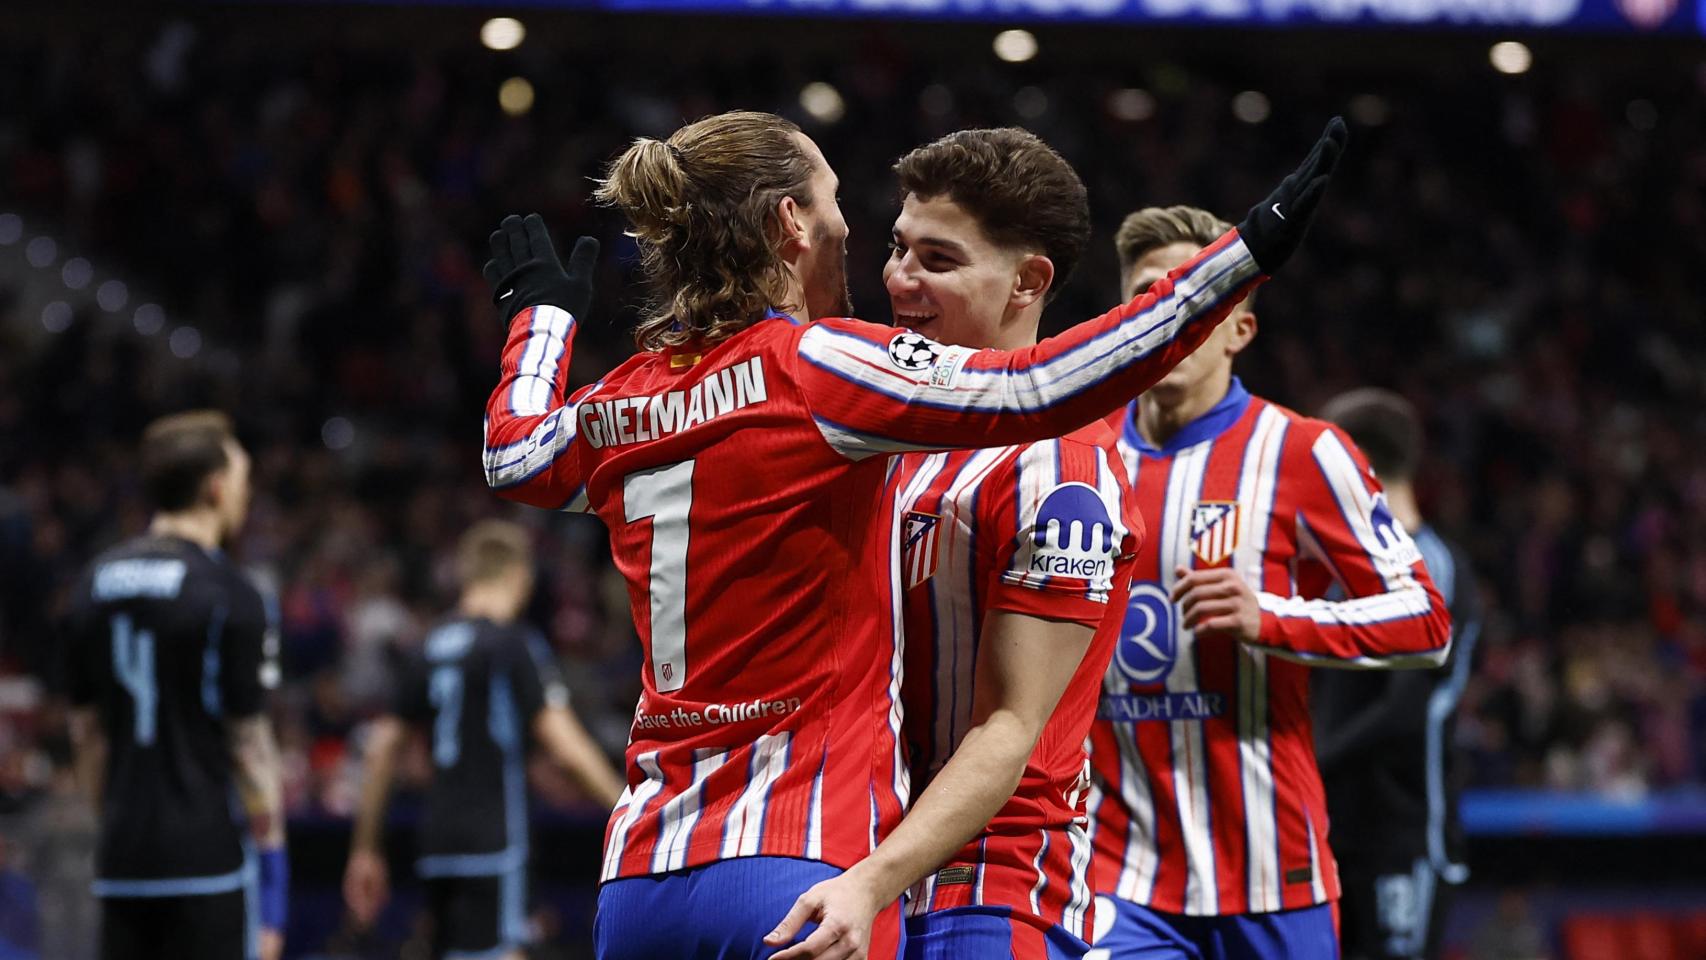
[1086, 896, 1337, 960]
[905, 906, 1089, 959]
[595, 856, 904, 960]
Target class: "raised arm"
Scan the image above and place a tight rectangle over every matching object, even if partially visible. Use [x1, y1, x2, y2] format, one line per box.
[480, 214, 601, 513]
[797, 119, 1347, 460]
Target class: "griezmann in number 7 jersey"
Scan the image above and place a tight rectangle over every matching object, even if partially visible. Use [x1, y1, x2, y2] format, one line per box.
[479, 112, 1344, 959]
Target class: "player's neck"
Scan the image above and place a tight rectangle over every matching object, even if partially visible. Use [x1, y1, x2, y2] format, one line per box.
[149, 510, 223, 551]
[1138, 372, 1233, 449]
[459, 584, 522, 624]
[1384, 482, 1423, 533]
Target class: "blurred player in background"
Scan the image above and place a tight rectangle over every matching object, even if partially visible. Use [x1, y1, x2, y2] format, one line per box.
[1084, 206, 1451, 960]
[1315, 388, 1482, 960]
[343, 519, 624, 960]
[63, 411, 287, 960]
[765, 129, 1139, 960]
[478, 110, 1343, 959]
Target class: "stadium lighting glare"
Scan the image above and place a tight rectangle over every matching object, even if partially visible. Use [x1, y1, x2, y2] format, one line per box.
[1232, 91, 1271, 124]
[169, 326, 202, 359]
[62, 256, 93, 290]
[799, 82, 846, 124]
[25, 235, 56, 268]
[0, 213, 21, 245]
[480, 17, 526, 51]
[322, 417, 356, 451]
[41, 301, 73, 333]
[498, 77, 535, 117]
[133, 304, 166, 336]
[993, 29, 1038, 63]
[1489, 41, 1532, 75]
[97, 279, 129, 312]
[1108, 88, 1156, 122]
[1349, 94, 1391, 126]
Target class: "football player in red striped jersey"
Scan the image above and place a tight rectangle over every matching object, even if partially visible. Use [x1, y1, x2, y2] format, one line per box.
[479, 113, 1344, 960]
[765, 128, 1139, 960]
[1082, 206, 1451, 960]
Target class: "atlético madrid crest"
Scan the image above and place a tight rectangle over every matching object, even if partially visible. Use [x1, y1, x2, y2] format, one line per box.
[903, 510, 942, 588]
[1190, 501, 1241, 567]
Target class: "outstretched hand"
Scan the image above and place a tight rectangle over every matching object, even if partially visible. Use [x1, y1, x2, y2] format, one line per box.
[1236, 117, 1348, 273]
[482, 212, 600, 325]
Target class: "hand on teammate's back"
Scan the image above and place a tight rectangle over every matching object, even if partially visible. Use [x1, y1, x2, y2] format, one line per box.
[764, 868, 887, 960]
[482, 212, 600, 324]
[1235, 116, 1349, 273]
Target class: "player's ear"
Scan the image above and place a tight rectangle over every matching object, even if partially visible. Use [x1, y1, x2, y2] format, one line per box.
[1225, 310, 1258, 356]
[1011, 254, 1054, 309]
[773, 195, 809, 256]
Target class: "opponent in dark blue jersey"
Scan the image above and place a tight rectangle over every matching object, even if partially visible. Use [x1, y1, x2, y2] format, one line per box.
[64, 411, 286, 960]
[1316, 389, 1484, 960]
[344, 520, 624, 960]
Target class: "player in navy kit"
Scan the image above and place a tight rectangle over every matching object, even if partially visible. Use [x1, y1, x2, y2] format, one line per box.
[1315, 389, 1483, 960]
[64, 411, 287, 960]
[343, 519, 624, 960]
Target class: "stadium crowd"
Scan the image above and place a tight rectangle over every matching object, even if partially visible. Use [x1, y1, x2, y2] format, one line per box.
[0, 11, 1702, 929]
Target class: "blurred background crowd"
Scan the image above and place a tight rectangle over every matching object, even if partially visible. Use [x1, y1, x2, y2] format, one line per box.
[0, 7, 1702, 957]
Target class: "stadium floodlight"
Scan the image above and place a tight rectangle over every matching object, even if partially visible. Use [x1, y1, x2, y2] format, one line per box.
[97, 279, 129, 312]
[993, 29, 1038, 63]
[1109, 88, 1156, 122]
[133, 304, 165, 336]
[481, 17, 526, 51]
[1489, 41, 1532, 74]
[62, 257, 93, 290]
[799, 82, 846, 124]
[0, 213, 21, 245]
[41, 301, 73, 333]
[169, 326, 202, 359]
[1232, 91, 1271, 124]
[499, 77, 535, 116]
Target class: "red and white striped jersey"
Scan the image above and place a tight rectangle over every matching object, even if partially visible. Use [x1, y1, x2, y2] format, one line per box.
[894, 422, 1140, 942]
[1086, 379, 1451, 917]
[479, 231, 1264, 883]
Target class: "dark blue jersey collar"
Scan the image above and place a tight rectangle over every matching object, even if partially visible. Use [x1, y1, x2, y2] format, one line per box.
[1122, 377, 1253, 458]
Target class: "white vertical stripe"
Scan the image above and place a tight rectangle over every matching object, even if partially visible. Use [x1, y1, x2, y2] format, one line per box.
[601, 751, 665, 882]
[720, 733, 791, 859]
[1313, 431, 1419, 590]
[1306, 813, 1328, 903]
[510, 305, 574, 416]
[1063, 821, 1095, 939]
[1234, 407, 1286, 911]
[1029, 831, 1052, 916]
[650, 748, 726, 873]
[924, 449, 1016, 772]
[884, 469, 913, 811]
[1162, 440, 1218, 915]
[1105, 667, 1158, 905]
[805, 755, 825, 861]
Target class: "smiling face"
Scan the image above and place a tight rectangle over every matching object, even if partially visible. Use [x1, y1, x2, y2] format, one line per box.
[883, 193, 1053, 350]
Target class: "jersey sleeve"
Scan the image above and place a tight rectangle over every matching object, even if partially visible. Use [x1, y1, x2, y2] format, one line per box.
[794, 230, 1263, 460]
[482, 303, 597, 513]
[982, 439, 1138, 626]
[1252, 425, 1452, 669]
[511, 627, 569, 722]
[220, 580, 278, 719]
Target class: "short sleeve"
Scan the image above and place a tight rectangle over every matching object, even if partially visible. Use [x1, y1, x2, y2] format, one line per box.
[511, 627, 568, 722]
[983, 438, 1136, 626]
[219, 580, 276, 719]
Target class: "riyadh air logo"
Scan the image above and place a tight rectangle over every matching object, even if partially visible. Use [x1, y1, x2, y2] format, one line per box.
[1029, 482, 1116, 580]
[887, 332, 941, 372]
[1115, 582, 1176, 684]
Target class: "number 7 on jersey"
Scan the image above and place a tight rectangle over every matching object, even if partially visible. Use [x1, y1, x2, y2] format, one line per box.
[624, 460, 694, 692]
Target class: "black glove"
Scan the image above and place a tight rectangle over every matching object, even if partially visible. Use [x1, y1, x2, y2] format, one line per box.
[1236, 117, 1348, 274]
[482, 213, 600, 325]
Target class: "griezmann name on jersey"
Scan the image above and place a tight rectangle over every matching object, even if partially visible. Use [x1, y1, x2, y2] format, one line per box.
[481, 231, 1265, 882]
